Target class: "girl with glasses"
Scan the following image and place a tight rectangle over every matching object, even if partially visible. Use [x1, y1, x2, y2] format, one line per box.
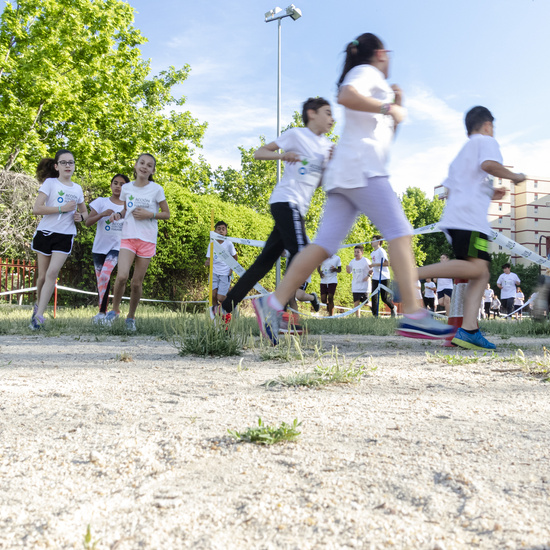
[30, 149, 88, 329]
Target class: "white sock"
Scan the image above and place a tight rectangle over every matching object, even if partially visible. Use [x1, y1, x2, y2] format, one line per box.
[267, 294, 284, 312]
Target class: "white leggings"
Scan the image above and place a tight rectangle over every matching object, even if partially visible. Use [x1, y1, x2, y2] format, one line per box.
[314, 177, 413, 256]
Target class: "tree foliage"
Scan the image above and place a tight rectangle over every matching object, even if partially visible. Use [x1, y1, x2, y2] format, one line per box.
[0, 0, 207, 185]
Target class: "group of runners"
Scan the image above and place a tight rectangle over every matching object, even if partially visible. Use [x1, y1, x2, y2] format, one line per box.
[29, 31, 550, 348]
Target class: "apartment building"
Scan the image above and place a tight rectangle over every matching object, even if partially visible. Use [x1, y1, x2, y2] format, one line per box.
[434, 174, 550, 266]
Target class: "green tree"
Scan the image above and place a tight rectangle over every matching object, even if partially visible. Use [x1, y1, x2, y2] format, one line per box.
[0, 0, 206, 183]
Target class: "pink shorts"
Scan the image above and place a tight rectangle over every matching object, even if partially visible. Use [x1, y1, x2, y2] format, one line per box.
[120, 238, 156, 258]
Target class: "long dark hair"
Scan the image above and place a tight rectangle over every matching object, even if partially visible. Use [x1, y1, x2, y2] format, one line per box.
[337, 33, 384, 88]
[36, 149, 74, 183]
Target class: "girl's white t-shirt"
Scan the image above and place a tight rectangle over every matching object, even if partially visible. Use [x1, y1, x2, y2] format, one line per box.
[36, 178, 85, 236]
[268, 127, 332, 217]
[424, 281, 436, 298]
[483, 288, 494, 303]
[89, 197, 125, 254]
[324, 64, 395, 191]
[120, 181, 166, 244]
[514, 291, 524, 306]
[349, 257, 371, 293]
[319, 255, 341, 285]
[439, 134, 503, 235]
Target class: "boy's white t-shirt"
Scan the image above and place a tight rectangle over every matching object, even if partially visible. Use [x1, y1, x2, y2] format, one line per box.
[497, 272, 520, 300]
[89, 197, 125, 254]
[324, 64, 395, 191]
[120, 181, 166, 244]
[370, 247, 391, 280]
[319, 255, 341, 285]
[483, 288, 494, 303]
[36, 178, 85, 236]
[424, 281, 436, 298]
[436, 278, 454, 292]
[269, 127, 332, 217]
[439, 134, 503, 235]
[349, 257, 371, 293]
[206, 239, 237, 277]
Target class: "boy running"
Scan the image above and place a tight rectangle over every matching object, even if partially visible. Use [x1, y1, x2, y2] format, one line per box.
[496, 263, 520, 317]
[205, 220, 237, 311]
[370, 235, 395, 316]
[214, 97, 334, 318]
[318, 253, 341, 316]
[346, 245, 371, 318]
[417, 106, 525, 350]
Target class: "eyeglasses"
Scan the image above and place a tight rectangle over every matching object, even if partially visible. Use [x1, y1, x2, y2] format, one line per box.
[57, 160, 75, 166]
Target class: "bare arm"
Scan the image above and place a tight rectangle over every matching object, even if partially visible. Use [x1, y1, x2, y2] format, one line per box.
[32, 192, 76, 216]
[254, 141, 301, 163]
[86, 207, 116, 227]
[338, 85, 406, 125]
[481, 161, 525, 184]
[76, 202, 88, 223]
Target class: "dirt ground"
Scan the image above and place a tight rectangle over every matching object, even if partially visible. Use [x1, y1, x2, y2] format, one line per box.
[0, 333, 549, 550]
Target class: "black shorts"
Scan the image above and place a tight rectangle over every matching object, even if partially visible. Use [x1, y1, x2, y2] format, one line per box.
[438, 288, 453, 300]
[353, 292, 368, 303]
[32, 230, 74, 256]
[447, 229, 491, 262]
[320, 283, 337, 296]
[299, 282, 308, 292]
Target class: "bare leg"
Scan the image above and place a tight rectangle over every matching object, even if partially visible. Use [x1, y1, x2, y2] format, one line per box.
[387, 235, 419, 314]
[128, 256, 151, 319]
[111, 248, 135, 312]
[354, 300, 361, 318]
[35, 252, 51, 304]
[327, 294, 335, 316]
[36, 252, 69, 317]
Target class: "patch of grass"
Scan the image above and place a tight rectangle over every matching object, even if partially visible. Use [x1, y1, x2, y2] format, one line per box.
[170, 311, 249, 357]
[263, 346, 375, 388]
[228, 417, 301, 445]
[115, 352, 133, 362]
[83, 524, 100, 550]
[425, 351, 496, 365]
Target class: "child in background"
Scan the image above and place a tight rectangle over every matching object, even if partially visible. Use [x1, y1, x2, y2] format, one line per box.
[417, 106, 525, 349]
[346, 245, 371, 318]
[514, 286, 524, 320]
[423, 278, 436, 311]
[318, 253, 341, 316]
[483, 283, 494, 319]
[252, 33, 455, 344]
[86, 174, 129, 323]
[490, 295, 501, 319]
[497, 263, 521, 318]
[214, 97, 334, 319]
[436, 254, 454, 316]
[30, 149, 88, 330]
[205, 221, 237, 316]
[104, 153, 170, 332]
[370, 235, 395, 317]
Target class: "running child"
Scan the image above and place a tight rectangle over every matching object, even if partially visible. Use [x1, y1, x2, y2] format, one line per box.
[497, 263, 521, 318]
[252, 33, 455, 344]
[214, 97, 334, 319]
[370, 235, 395, 317]
[417, 106, 525, 349]
[423, 278, 436, 311]
[435, 254, 454, 315]
[104, 154, 170, 331]
[86, 173, 129, 323]
[30, 149, 88, 330]
[205, 221, 238, 313]
[482, 283, 494, 319]
[317, 253, 341, 316]
[346, 245, 371, 318]
[514, 286, 524, 320]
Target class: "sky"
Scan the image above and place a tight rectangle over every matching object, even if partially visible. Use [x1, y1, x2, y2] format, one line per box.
[128, 0, 550, 196]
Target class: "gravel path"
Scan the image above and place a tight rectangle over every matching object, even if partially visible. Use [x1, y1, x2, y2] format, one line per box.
[0, 333, 549, 549]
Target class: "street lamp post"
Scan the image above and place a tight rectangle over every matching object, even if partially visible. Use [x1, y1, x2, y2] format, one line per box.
[264, 5, 302, 184]
[265, 5, 301, 287]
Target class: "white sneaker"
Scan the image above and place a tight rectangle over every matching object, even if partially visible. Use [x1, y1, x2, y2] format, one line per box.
[92, 312, 106, 324]
[125, 318, 137, 332]
[252, 295, 282, 345]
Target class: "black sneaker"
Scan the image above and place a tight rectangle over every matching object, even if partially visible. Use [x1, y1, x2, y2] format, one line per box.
[310, 292, 321, 312]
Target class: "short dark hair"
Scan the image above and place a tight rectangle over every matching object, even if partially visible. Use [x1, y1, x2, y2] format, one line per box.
[302, 97, 330, 125]
[215, 220, 227, 229]
[502, 263, 511, 270]
[373, 234, 382, 241]
[354, 244, 364, 252]
[465, 106, 494, 136]
[111, 173, 130, 184]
